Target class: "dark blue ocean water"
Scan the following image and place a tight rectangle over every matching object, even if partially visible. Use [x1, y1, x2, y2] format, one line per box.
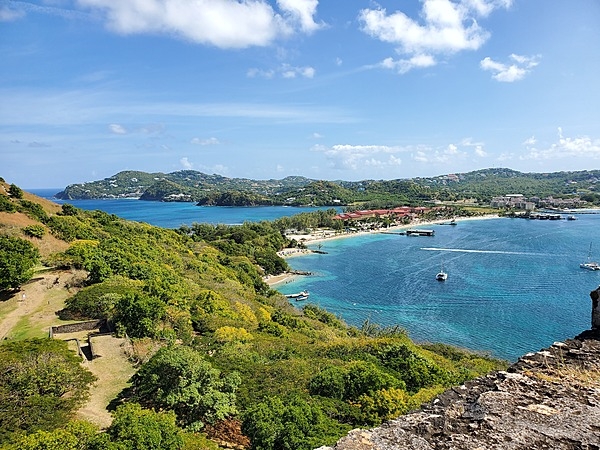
[31, 189, 336, 228]
[30, 189, 600, 361]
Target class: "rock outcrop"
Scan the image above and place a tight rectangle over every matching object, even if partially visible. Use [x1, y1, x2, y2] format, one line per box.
[322, 287, 600, 450]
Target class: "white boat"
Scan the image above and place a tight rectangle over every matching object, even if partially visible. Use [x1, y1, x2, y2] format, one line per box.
[436, 261, 448, 281]
[567, 215, 577, 221]
[580, 243, 600, 271]
[286, 290, 310, 301]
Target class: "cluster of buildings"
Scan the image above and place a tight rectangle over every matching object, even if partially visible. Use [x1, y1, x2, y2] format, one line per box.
[490, 194, 582, 210]
[333, 206, 431, 223]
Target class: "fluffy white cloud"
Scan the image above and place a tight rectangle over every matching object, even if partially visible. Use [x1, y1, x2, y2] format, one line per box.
[313, 143, 406, 170]
[480, 54, 540, 82]
[191, 137, 220, 145]
[277, 0, 322, 33]
[180, 156, 193, 169]
[359, 0, 510, 73]
[521, 127, 600, 160]
[77, 0, 322, 48]
[109, 123, 127, 134]
[313, 140, 484, 171]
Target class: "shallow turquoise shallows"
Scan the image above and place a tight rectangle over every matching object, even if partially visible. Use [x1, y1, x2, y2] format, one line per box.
[30, 190, 600, 361]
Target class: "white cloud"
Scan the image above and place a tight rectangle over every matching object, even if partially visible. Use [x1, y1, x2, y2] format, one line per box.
[379, 54, 436, 74]
[0, 6, 25, 21]
[76, 0, 323, 49]
[276, 0, 323, 34]
[109, 123, 127, 134]
[311, 132, 323, 139]
[191, 137, 220, 146]
[522, 136, 536, 146]
[313, 139, 485, 171]
[459, 138, 487, 157]
[313, 143, 407, 170]
[180, 157, 193, 169]
[480, 54, 540, 82]
[521, 127, 600, 160]
[248, 63, 315, 79]
[474, 145, 487, 157]
[359, 0, 511, 73]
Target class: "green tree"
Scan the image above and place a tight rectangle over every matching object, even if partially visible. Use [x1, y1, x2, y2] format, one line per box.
[113, 292, 166, 338]
[10, 420, 100, 450]
[0, 235, 40, 291]
[0, 339, 96, 444]
[107, 403, 183, 450]
[8, 183, 23, 199]
[242, 395, 345, 450]
[129, 346, 240, 429]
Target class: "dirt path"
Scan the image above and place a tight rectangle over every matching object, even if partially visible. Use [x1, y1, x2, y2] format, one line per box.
[77, 335, 136, 428]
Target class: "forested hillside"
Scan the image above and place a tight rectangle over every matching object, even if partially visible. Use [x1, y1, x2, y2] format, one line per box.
[55, 168, 600, 207]
[1, 179, 507, 449]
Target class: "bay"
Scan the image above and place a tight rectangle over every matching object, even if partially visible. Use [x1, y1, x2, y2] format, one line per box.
[279, 215, 600, 361]
[30, 189, 600, 361]
[30, 189, 336, 228]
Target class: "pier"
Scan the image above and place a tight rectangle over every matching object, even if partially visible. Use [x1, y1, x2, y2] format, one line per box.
[406, 229, 435, 236]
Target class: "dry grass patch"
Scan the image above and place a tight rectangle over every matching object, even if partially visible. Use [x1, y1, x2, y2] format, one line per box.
[76, 335, 137, 428]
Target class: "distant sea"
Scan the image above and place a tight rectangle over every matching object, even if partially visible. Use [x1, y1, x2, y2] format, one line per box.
[31, 189, 600, 361]
[30, 189, 337, 228]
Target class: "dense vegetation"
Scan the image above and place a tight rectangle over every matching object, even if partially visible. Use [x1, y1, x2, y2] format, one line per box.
[0, 183, 507, 449]
[55, 168, 600, 207]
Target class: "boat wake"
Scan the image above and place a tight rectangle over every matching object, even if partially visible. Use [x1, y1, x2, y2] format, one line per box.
[422, 247, 550, 256]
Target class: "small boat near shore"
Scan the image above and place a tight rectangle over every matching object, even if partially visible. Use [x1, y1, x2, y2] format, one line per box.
[286, 290, 310, 301]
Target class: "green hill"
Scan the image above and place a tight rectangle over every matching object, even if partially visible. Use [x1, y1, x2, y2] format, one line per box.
[0, 180, 508, 448]
[55, 168, 600, 207]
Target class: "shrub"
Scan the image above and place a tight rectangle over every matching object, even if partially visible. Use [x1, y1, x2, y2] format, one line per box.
[23, 224, 46, 238]
[129, 346, 240, 429]
[214, 326, 253, 344]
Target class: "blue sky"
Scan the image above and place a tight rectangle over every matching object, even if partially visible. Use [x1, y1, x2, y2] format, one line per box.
[1, 0, 600, 188]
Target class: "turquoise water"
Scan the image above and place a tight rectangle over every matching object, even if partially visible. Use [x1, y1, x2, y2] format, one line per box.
[30, 189, 600, 361]
[279, 216, 600, 361]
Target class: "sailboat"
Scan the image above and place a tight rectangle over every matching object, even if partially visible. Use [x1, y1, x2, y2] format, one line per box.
[580, 243, 600, 271]
[436, 260, 448, 281]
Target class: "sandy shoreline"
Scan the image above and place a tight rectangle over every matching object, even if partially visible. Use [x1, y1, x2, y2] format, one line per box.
[265, 214, 500, 286]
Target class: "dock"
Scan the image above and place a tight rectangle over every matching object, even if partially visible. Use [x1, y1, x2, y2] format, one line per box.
[406, 229, 435, 236]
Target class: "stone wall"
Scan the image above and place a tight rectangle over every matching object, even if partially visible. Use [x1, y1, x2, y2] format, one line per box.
[50, 319, 105, 335]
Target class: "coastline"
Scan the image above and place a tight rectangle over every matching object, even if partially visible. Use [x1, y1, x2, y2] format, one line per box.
[266, 214, 500, 286]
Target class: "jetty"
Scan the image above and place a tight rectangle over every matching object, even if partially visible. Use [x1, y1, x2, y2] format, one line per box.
[406, 229, 435, 236]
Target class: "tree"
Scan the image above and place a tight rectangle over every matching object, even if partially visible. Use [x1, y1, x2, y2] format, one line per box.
[0, 339, 96, 444]
[8, 183, 23, 199]
[107, 403, 183, 450]
[113, 292, 166, 338]
[242, 395, 346, 450]
[129, 346, 240, 430]
[10, 420, 100, 450]
[0, 235, 39, 291]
